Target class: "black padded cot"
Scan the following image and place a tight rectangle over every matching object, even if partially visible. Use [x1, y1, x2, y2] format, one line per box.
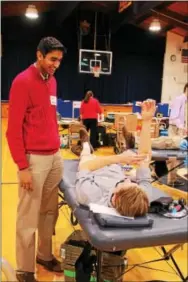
[59, 160, 188, 281]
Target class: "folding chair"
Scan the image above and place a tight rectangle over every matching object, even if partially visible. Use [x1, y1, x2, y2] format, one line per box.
[68, 123, 83, 148]
[114, 113, 138, 154]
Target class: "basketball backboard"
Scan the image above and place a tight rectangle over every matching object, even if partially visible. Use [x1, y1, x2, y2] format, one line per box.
[79, 49, 113, 75]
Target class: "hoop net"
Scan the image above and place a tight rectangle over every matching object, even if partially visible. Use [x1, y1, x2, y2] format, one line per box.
[91, 66, 101, 78]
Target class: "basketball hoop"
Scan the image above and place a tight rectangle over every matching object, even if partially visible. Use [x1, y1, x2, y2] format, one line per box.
[91, 66, 101, 78]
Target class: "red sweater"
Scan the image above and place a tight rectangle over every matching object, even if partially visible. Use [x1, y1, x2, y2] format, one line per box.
[6, 64, 60, 170]
[80, 97, 102, 119]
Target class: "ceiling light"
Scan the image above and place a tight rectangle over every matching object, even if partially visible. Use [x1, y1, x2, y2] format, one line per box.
[149, 19, 161, 32]
[25, 4, 38, 19]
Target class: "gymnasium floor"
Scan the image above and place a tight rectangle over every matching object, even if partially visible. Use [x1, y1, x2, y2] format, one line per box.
[1, 118, 188, 281]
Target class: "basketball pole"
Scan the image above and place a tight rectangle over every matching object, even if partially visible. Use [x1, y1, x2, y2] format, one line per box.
[94, 11, 98, 51]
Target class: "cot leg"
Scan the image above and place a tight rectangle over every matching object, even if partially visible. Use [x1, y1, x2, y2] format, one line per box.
[151, 161, 184, 184]
[96, 250, 102, 282]
[161, 246, 186, 281]
[169, 253, 187, 282]
[58, 192, 67, 209]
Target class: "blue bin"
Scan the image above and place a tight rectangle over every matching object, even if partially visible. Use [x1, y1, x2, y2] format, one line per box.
[57, 99, 73, 118]
[132, 102, 141, 113]
[155, 103, 169, 118]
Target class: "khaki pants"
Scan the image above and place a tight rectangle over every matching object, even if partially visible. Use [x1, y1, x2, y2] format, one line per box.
[151, 136, 181, 184]
[16, 151, 63, 272]
[168, 124, 184, 137]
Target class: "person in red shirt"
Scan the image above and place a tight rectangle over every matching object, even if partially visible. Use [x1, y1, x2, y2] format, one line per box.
[6, 37, 65, 282]
[80, 90, 102, 149]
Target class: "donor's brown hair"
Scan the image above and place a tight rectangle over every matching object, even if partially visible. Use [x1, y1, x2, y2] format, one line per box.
[114, 185, 149, 217]
[84, 90, 93, 103]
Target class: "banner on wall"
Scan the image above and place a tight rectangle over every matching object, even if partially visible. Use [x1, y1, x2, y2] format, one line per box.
[118, 1, 132, 13]
[73, 101, 81, 109]
[73, 101, 81, 118]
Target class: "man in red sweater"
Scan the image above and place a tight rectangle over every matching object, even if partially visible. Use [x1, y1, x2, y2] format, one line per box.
[6, 37, 65, 282]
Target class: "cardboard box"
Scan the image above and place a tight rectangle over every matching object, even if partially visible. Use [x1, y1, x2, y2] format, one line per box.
[115, 113, 138, 132]
[60, 230, 126, 282]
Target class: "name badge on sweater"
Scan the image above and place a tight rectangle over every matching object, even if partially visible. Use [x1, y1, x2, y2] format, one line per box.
[50, 96, 57, 106]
